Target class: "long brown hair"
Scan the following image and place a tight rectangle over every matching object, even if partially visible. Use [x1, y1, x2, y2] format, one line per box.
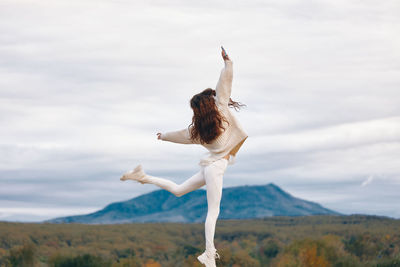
[188, 88, 246, 144]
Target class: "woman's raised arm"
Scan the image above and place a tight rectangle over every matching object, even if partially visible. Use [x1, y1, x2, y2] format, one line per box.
[215, 47, 233, 107]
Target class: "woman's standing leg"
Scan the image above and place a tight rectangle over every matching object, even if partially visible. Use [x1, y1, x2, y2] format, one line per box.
[145, 169, 206, 197]
[203, 158, 228, 252]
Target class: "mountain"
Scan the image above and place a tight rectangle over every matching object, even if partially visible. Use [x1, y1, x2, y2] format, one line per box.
[47, 183, 340, 224]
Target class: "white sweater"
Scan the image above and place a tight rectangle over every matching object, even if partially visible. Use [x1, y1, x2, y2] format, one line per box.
[160, 59, 248, 166]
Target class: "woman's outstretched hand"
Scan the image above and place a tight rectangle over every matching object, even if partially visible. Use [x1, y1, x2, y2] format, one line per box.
[157, 132, 162, 140]
[221, 46, 230, 61]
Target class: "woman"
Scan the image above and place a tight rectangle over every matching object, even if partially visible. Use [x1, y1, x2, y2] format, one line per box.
[120, 47, 248, 267]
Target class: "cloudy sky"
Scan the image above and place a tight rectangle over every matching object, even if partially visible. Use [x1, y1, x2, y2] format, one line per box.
[1, 0, 399, 222]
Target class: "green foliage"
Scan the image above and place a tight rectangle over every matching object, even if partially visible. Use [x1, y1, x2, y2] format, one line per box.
[7, 242, 36, 267]
[262, 239, 280, 258]
[48, 253, 112, 267]
[112, 248, 136, 259]
[343, 234, 372, 258]
[0, 215, 399, 266]
[333, 254, 362, 267]
[182, 244, 201, 256]
[375, 254, 400, 267]
[112, 256, 141, 267]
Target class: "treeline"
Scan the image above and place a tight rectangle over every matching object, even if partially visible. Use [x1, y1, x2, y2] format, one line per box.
[0, 215, 400, 266]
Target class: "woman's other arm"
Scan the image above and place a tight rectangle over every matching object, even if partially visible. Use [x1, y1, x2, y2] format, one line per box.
[215, 47, 233, 107]
[157, 127, 199, 144]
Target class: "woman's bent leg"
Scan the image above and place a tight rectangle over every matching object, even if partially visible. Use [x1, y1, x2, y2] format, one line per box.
[204, 159, 228, 252]
[146, 170, 205, 197]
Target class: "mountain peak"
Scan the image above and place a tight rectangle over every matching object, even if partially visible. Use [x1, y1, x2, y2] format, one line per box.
[47, 183, 340, 224]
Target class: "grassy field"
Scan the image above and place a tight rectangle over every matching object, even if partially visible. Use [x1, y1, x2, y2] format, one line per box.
[1, 214, 400, 266]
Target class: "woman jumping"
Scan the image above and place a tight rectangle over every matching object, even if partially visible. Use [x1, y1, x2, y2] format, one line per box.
[120, 46, 248, 267]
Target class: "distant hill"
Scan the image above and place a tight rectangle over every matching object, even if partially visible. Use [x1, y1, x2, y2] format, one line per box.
[47, 183, 340, 224]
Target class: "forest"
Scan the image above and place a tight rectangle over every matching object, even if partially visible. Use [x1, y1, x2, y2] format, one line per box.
[1, 214, 400, 267]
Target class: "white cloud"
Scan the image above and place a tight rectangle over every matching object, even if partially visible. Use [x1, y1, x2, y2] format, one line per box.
[0, 206, 99, 222]
[0, 0, 399, 221]
[247, 116, 400, 153]
[361, 175, 374, 187]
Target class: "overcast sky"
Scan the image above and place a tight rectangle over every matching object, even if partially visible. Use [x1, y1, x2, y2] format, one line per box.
[1, 0, 399, 222]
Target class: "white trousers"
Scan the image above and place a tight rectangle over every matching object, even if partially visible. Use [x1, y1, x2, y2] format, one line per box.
[145, 157, 229, 252]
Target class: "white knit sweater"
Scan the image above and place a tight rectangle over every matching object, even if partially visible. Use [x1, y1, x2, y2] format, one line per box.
[160, 59, 248, 166]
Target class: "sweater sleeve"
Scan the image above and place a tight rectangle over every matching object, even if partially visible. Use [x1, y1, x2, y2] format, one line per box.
[160, 127, 200, 144]
[215, 59, 233, 107]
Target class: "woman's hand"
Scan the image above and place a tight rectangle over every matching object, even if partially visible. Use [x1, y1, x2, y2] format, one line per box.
[221, 46, 230, 61]
[156, 132, 162, 140]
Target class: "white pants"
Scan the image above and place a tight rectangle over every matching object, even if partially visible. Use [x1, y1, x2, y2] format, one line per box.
[145, 157, 229, 252]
